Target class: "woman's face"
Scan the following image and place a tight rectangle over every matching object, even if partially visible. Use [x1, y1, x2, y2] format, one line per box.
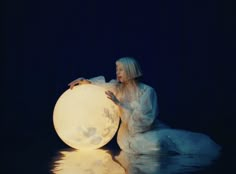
[116, 62, 127, 83]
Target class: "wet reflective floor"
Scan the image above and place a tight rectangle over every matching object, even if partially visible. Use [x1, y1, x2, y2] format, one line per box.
[51, 149, 220, 174]
[2, 135, 233, 174]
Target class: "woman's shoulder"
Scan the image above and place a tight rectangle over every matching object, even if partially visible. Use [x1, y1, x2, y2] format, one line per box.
[108, 79, 119, 84]
[138, 83, 157, 97]
[139, 82, 155, 92]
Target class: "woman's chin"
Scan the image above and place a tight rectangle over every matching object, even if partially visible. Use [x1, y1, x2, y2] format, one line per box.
[117, 78, 122, 83]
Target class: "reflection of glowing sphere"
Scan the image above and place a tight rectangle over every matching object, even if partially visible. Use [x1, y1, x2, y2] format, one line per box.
[53, 84, 120, 149]
[51, 149, 125, 174]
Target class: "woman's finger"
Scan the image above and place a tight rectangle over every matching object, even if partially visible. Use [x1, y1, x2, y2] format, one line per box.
[69, 84, 74, 90]
[105, 91, 111, 96]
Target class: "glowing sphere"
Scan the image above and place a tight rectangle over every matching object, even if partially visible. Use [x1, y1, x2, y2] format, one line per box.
[53, 84, 120, 149]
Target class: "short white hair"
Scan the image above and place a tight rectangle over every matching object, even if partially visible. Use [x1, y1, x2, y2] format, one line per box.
[116, 57, 142, 80]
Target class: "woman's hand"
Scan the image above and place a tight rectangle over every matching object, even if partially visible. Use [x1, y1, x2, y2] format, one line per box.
[105, 90, 120, 105]
[68, 78, 91, 89]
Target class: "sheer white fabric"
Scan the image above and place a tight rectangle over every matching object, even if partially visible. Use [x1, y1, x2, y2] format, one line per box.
[88, 76, 221, 156]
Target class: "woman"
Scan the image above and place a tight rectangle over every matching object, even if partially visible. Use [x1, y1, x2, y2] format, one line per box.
[68, 57, 221, 156]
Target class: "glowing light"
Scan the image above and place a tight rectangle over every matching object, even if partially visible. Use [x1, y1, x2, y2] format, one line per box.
[51, 149, 125, 174]
[53, 84, 120, 149]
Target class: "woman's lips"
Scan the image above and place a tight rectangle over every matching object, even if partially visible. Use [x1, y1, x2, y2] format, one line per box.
[117, 76, 121, 81]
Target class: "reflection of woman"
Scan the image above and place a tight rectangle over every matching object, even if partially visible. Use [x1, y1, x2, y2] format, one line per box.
[115, 150, 217, 174]
[69, 57, 221, 155]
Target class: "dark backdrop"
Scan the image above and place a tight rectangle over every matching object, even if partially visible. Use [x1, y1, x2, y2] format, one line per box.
[1, 0, 235, 155]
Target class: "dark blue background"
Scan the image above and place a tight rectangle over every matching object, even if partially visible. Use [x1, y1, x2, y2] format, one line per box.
[1, 0, 235, 173]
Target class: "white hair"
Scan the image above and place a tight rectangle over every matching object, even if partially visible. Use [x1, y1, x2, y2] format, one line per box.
[115, 57, 143, 102]
[116, 57, 142, 80]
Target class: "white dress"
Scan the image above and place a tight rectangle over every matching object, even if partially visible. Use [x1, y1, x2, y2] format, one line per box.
[89, 76, 221, 156]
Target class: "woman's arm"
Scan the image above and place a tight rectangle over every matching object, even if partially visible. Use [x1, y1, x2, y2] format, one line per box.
[68, 76, 117, 93]
[121, 87, 158, 134]
[68, 77, 91, 89]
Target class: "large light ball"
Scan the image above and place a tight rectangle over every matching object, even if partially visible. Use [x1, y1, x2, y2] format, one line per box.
[53, 84, 120, 149]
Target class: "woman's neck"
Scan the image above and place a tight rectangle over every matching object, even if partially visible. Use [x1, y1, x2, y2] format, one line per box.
[122, 79, 139, 87]
[122, 80, 139, 96]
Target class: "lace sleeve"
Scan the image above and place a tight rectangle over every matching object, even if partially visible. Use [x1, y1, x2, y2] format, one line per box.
[120, 87, 158, 135]
[89, 76, 117, 93]
[89, 76, 106, 85]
